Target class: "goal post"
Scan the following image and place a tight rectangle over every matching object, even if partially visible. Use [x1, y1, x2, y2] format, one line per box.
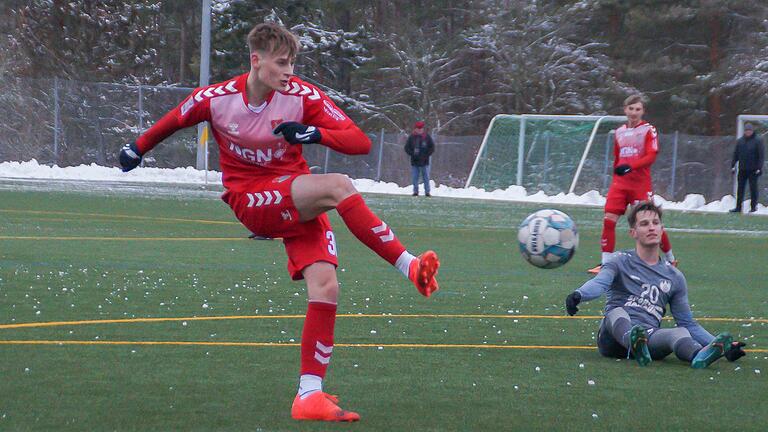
[736, 115, 768, 138]
[466, 114, 627, 194]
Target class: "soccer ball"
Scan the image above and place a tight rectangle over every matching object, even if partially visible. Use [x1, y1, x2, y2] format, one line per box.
[517, 209, 578, 269]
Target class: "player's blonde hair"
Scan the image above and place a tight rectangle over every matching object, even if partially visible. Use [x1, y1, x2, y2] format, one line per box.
[247, 23, 300, 60]
[628, 201, 662, 228]
[624, 94, 646, 107]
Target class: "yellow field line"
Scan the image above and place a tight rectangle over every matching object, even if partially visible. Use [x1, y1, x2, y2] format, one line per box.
[0, 340, 617, 350]
[0, 209, 237, 226]
[1, 314, 766, 330]
[0, 340, 765, 353]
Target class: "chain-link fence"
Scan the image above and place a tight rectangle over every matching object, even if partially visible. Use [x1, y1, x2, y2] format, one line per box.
[1, 77, 763, 203]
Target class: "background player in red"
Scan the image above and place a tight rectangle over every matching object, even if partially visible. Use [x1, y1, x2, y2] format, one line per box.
[118, 23, 440, 423]
[588, 94, 675, 274]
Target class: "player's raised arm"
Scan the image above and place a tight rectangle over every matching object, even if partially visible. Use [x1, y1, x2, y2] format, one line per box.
[119, 87, 213, 172]
[565, 262, 617, 315]
[273, 80, 370, 155]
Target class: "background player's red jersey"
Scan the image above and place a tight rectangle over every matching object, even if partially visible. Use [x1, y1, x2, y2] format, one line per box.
[135, 74, 370, 190]
[612, 121, 659, 190]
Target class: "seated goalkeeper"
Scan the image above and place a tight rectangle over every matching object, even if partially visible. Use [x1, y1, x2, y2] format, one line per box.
[564, 201, 746, 368]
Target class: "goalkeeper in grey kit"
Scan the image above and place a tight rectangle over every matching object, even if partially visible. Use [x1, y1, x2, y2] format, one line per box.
[565, 201, 746, 368]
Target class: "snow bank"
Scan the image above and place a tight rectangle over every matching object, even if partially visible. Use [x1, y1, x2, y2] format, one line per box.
[1, 160, 763, 215]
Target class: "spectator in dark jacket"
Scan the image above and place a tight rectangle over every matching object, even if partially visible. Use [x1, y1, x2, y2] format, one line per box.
[404, 121, 435, 196]
[730, 123, 765, 213]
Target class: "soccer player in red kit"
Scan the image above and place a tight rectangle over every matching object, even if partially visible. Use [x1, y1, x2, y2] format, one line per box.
[118, 23, 440, 422]
[588, 94, 675, 274]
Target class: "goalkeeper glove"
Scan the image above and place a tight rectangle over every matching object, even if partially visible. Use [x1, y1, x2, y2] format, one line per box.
[614, 164, 632, 176]
[565, 291, 582, 316]
[273, 122, 322, 144]
[725, 341, 746, 362]
[119, 142, 142, 172]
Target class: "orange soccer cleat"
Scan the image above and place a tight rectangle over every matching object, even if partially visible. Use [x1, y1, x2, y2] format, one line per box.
[291, 392, 360, 422]
[587, 264, 602, 274]
[409, 250, 440, 297]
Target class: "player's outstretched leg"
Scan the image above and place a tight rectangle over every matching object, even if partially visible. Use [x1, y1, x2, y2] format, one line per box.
[691, 332, 733, 369]
[629, 325, 652, 367]
[336, 193, 439, 296]
[292, 175, 440, 296]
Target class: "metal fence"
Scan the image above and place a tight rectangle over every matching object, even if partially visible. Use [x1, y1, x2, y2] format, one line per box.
[0, 77, 763, 203]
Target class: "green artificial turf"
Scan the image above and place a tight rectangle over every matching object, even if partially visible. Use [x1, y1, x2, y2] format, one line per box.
[0, 184, 766, 431]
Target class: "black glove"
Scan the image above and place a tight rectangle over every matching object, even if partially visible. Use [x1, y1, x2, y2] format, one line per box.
[614, 164, 632, 176]
[119, 142, 142, 172]
[273, 121, 322, 144]
[565, 291, 582, 316]
[725, 341, 746, 362]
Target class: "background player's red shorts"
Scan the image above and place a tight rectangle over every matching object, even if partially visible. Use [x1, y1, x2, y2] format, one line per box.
[221, 174, 338, 280]
[604, 185, 653, 215]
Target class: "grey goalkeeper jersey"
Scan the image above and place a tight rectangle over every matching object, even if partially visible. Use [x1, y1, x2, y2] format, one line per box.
[577, 250, 714, 346]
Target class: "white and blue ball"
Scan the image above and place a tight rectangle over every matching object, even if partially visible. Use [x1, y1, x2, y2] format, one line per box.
[517, 209, 578, 269]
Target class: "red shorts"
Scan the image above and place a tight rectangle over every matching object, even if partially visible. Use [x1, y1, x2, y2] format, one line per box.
[604, 186, 653, 216]
[221, 174, 338, 280]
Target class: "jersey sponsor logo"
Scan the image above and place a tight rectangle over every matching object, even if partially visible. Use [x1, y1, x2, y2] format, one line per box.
[323, 100, 345, 121]
[246, 190, 283, 207]
[227, 122, 240, 135]
[229, 141, 273, 164]
[286, 81, 321, 100]
[619, 146, 640, 157]
[180, 97, 195, 117]
[624, 295, 664, 321]
[193, 80, 238, 103]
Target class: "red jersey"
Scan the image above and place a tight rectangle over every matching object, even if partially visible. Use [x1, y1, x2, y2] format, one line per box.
[611, 121, 658, 189]
[136, 73, 371, 190]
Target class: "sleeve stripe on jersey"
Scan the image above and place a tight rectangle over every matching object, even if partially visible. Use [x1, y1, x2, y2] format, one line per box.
[193, 80, 238, 102]
[286, 81, 321, 100]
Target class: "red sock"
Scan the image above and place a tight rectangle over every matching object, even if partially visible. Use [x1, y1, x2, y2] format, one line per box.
[601, 217, 617, 253]
[300, 301, 337, 378]
[336, 194, 406, 265]
[660, 230, 672, 253]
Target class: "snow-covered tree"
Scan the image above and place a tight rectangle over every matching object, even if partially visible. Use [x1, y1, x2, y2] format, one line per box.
[463, 1, 633, 118]
[7, 0, 166, 83]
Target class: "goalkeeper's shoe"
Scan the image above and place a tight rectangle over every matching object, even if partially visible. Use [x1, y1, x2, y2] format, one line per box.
[291, 392, 360, 422]
[691, 332, 733, 369]
[629, 325, 652, 367]
[409, 250, 440, 297]
[587, 264, 602, 274]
